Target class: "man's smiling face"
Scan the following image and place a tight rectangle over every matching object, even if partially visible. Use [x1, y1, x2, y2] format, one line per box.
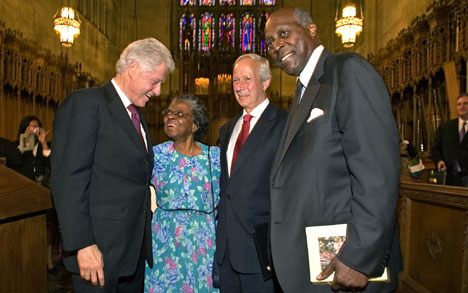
[265, 8, 319, 76]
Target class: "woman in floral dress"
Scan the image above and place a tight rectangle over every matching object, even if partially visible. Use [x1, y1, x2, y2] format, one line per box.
[145, 95, 220, 293]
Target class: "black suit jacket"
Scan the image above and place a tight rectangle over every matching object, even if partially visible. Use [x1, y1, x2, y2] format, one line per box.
[431, 118, 468, 175]
[51, 81, 154, 276]
[215, 102, 287, 274]
[270, 50, 402, 292]
[5, 140, 50, 181]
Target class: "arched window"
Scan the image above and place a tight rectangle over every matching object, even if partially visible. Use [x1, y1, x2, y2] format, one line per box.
[220, 0, 235, 5]
[240, 0, 255, 5]
[199, 13, 214, 52]
[260, 0, 275, 5]
[177, 1, 276, 56]
[181, 0, 195, 6]
[219, 13, 235, 48]
[258, 12, 269, 55]
[200, 0, 215, 5]
[180, 14, 196, 51]
[240, 13, 255, 52]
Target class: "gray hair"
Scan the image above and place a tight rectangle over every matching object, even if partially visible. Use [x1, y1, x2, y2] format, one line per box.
[170, 94, 209, 141]
[234, 53, 272, 82]
[294, 7, 314, 28]
[116, 38, 175, 74]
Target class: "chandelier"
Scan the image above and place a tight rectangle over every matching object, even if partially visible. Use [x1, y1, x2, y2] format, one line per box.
[335, 1, 363, 48]
[53, 7, 81, 47]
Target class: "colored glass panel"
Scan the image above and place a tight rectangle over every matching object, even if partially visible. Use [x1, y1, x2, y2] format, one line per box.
[258, 12, 268, 54]
[240, 13, 255, 52]
[219, 13, 235, 47]
[199, 13, 214, 51]
[199, 0, 215, 5]
[180, 0, 194, 6]
[180, 14, 196, 50]
[241, 0, 255, 5]
[260, 0, 274, 5]
[219, 0, 235, 5]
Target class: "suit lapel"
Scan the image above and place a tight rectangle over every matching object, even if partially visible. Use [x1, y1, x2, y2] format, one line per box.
[231, 104, 276, 176]
[272, 50, 329, 178]
[222, 115, 239, 180]
[104, 82, 147, 153]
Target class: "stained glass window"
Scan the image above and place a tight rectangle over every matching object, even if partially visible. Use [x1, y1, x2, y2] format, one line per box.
[199, 13, 214, 51]
[180, 14, 196, 50]
[219, 0, 235, 5]
[240, 0, 255, 5]
[260, 0, 274, 5]
[199, 0, 215, 5]
[219, 13, 235, 47]
[180, 0, 194, 6]
[240, 13, 255, 52]
[258, 12, 269, 55]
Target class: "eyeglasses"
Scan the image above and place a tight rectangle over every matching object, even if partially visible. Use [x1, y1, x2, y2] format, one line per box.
[162, 109, 193, 119]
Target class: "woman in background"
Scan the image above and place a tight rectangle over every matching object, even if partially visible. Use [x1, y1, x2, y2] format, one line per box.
[145, 95, 220, 292]
[5, 115, 51, 183]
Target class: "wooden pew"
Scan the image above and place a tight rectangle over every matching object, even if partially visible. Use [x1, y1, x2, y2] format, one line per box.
[0, 165, 52, 292]
[398, 182, 468, 292]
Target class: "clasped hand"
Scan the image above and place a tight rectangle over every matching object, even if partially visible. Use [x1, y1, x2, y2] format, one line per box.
[316, 257, 369, 292]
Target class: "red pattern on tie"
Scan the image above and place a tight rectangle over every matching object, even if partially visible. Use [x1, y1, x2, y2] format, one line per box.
[231, 114, 253, 172]
[127, 104, 146, 148]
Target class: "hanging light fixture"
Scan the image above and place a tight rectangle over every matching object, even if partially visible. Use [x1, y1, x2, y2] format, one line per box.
[335, 0, 363, 48]
[53, 7, 81, 47]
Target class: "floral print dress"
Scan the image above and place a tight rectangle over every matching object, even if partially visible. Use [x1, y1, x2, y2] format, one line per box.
[144, 141, 220, 293]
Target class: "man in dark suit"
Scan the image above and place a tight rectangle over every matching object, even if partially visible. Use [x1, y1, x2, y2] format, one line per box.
[431, 93, 468, 186]
[265, 8, 402, 292]
[51, 38, 174, 292]
[215, 53, 287, 292]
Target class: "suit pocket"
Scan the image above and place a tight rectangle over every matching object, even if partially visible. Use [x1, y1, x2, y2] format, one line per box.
[91, 205, 127, 219]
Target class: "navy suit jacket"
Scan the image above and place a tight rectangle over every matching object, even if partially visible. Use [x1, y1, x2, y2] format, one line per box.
[431, 118, 468, 175]
[215, 102, 287, 274]
[51, 81, 154, 276]
[270, 50, 402, 292]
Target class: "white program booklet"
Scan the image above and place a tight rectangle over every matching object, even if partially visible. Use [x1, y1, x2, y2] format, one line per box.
[305, 223, 388, 283]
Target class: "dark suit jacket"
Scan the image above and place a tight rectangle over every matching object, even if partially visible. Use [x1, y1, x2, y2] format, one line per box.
[431, 118, 468, 175]
[5, 140, 50, 181]
[215, 102, 287, 274]
[270, 50, 402, 292]
[51, 81, 154, 277]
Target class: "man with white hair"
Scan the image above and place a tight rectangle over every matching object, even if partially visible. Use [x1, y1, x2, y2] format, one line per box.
[51, 38, 174, 292]
[215, 53, 287, 292]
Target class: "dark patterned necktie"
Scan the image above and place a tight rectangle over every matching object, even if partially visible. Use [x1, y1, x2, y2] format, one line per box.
[127, 104, 146, 148]
[288, 80, 304, 130]
[460, 121, 466, 142]
[231, 114, 253, 172]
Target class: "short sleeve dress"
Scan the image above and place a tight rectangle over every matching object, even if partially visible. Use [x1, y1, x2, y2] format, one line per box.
[144, 141, 220, 293]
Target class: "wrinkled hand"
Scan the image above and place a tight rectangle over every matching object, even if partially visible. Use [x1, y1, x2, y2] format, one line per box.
[316, 257, 368, 292]
[437, 160, 446, 172]
[77, 244, 105, 287]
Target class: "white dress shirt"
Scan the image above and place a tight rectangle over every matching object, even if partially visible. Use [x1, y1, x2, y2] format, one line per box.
[298, 45, 325, 103]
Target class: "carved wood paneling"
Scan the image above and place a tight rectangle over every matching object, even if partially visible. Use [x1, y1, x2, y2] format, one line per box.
[398, 183, 468, 292]
[0, 22, 99, 141]
[369, 0, 468, 152]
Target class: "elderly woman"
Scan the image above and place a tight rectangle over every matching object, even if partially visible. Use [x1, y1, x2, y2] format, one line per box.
[145, 95, 220, 292]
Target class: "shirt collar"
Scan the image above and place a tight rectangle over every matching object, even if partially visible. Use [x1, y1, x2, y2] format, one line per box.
[242, 98, 270, 118]
[459, 117, 468, 127]
[111, 78, 133, 108]
[299, 45, 324, 88]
